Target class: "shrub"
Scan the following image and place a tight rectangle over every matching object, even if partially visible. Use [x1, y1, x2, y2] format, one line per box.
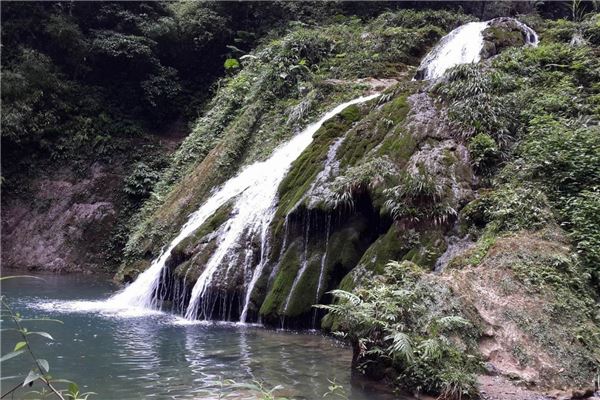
[468, 133, 500, 174]
[124, 161, 163, 202]
[317, 261, 480, 398]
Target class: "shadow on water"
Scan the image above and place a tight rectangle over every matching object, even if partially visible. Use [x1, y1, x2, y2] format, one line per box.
[1, 272, 407, 400]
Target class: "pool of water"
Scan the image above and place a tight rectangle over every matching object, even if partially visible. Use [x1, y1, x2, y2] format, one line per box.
[1, 273, 401, 399]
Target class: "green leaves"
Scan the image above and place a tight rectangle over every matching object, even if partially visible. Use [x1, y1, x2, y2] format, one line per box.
[14, 341, 27, 351]
[224, 58, 240, 71]
[318, 262, 480, 397]
[27, 331, 54, 341]
[38, 359, 50, 373]
[384, 332, 414, 362]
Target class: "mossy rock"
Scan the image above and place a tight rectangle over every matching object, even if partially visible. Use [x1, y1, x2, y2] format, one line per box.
[116, 259, 151, 283]
[402, 229, 447, 269]
[281, 251, 323, 318]
[259, 238, 303, 320]
[275, 104, 370, 220]
[447, 231, 600, 389]
[337, 92, 411, 170]
[166, 201, 234, 269]
[322, 224, 417, 331]
[481, 20, 527, 58]
[356, 223, 415, 275]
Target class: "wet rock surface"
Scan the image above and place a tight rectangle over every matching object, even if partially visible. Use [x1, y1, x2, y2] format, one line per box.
[481, 17, 537, 58]
[1, 163, 122, 272]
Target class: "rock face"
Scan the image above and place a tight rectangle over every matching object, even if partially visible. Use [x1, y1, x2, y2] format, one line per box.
[1, 164, 121, 272]
[481, 17, 537, 58]
[447, 229, 600, 392]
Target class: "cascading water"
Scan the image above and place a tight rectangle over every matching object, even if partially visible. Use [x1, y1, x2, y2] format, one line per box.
[107, 93, 379, 320]
[416, 18, 538, 80]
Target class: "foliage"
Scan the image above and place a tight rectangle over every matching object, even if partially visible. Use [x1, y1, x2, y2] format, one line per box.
[123, 161, 163, 202]
[223, 58, 240, 71]
[317, 262, 481, 398]
[0, 276, 94, 400]
[468, 133, 499, 175]
[436, 28, 600, 285]
[383, 168, 457, 226]
[120, 9, 473, 265]
[329, 157, 398, 209]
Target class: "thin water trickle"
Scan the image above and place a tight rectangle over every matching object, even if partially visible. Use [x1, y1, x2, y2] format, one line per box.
[283, 213, 311, 315]
[312, 214, 332, 327]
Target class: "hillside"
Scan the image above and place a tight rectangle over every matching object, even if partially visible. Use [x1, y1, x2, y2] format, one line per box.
[2, 2, 599, 399]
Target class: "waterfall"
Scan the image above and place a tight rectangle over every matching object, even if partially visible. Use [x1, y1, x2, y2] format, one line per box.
[416, 18, 538, 80]
[108, 93, 378, 319]
[183, 94, 379, 320]
[239, 219, 269, 322]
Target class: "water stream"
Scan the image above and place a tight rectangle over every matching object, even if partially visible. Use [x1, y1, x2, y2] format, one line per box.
[1, 275, 399, 400]
[416, 18, 538, 80]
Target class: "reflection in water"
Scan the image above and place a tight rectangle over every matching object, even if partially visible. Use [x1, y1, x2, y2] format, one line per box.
[1, 274, 401, 400]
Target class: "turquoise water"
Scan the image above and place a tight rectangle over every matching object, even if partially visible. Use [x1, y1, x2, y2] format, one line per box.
[1, 274, 400, 399]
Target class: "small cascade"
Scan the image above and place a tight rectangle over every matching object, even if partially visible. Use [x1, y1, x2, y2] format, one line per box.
[108, 93, 377, 321]
[283, 213, 311, 315]
[416, 21, 489, 80]
[416, 18, 538, 80]
[315, 215, 331, 304]
[106, 179, 252, 312]
[513, 19, 539, 46]
[312, 215, 332, 328]
[239, 219, 270, 322]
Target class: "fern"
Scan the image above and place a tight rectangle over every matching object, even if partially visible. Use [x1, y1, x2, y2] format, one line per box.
[327, 289, 362, 306]
[419, 338, 442, 361]
[384, 332, 414, 363]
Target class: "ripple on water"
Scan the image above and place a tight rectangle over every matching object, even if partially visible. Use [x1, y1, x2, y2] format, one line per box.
[3, 276, 400, 400]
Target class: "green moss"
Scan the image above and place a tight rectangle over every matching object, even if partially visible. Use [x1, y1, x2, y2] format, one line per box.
[259, 239, 302, 318]
[172, 201, 233, 257]
[339, 104, 361, 122]
[283, 252, 322, 317]
[376, 128, 417, 165]
[483, 26, 525, 53]
[402, 229, 446, 268]
[358, 224, 415, 275]
[324, 223, 366, 274]
[116, 259, 151, 282]
[275, 107, 366, 219]
[338, 92, 410, 170]
[447, 230, 497, 270]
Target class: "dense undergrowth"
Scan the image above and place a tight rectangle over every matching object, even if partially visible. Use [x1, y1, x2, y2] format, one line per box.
[436, 13, 600, 286]
[318, 261, 481, 398]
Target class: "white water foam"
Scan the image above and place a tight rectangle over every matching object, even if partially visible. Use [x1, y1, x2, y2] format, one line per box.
[417, 18, 538, 80]
[417, 21, 490, 80]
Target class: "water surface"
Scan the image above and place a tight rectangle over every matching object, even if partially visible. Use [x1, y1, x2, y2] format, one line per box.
[1, 274, 399, 399]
